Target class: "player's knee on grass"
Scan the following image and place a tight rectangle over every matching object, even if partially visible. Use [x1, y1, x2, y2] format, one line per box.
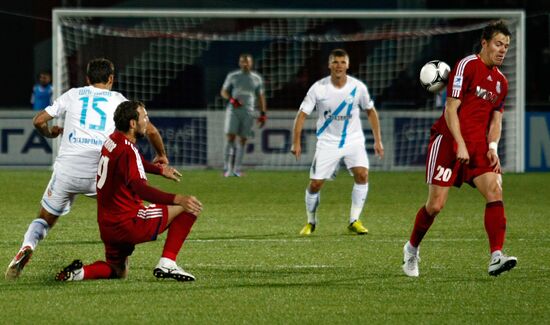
[109, 261, 128, 279]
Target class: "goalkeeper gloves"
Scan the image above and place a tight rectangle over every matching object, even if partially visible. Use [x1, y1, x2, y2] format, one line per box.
[257, 111, 267, 128]
[229, 97, 242, 108]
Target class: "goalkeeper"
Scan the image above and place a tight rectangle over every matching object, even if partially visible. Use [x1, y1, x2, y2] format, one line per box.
[220, 53, 267, 177]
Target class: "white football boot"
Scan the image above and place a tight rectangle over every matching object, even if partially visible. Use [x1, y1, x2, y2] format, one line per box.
[153, 258, 195, 282]
[402, 242, 420, 277]
[5, 246, 34, 280]
[488, 253, 517, 276]
[55, 259, 84, 281]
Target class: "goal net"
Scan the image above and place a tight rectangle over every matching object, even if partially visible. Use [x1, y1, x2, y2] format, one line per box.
[53, 9, 525, 172]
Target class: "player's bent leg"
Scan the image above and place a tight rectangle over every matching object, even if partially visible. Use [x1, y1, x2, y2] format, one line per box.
[402, 185, 447, 278]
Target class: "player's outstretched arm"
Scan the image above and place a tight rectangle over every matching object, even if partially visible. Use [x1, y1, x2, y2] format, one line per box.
[33, 110, 63, 138]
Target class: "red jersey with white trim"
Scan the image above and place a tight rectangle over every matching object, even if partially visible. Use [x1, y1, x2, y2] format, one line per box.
[96, 131, 149, 225]
[432, 54, 508, 142]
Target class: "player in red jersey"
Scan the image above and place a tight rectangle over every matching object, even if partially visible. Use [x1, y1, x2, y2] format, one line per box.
[55, 100, 203, 282]
[402, 20, 517, 277]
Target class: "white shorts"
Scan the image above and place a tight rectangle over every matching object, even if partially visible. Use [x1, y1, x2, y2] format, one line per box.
[41, 170, 96, 216]
[310, 142, 369, 180]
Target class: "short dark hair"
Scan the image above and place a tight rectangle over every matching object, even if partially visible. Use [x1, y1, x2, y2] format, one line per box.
[114, 100, 144, 132]
[329, 48, 349, 59]
[239, 53, 253, 60]
[481, 20, 511, 42]
[87, 58, 114, 84]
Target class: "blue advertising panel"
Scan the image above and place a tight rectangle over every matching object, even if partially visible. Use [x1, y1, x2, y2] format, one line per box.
[393, 117, 436, 167]
[137, 116, 207, 165]
[0, 116, 53, 166]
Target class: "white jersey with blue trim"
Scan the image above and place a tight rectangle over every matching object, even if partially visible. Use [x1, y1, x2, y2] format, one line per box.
[299, 75, 374, 149]
[45, 86, 127, 178]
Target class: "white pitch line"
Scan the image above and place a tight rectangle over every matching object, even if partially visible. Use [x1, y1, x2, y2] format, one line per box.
[187, 238, 490, 243]
[190, 263, 334, 269]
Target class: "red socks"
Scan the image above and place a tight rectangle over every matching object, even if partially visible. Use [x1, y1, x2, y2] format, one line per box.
[83, 261, 114, 279]
[161, 212, 197, 261]
[484, 201, 506, 253]
[409, 206, 436, 247]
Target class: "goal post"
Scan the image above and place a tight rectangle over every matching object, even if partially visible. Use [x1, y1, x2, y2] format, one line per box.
[52, 9, 525, 172]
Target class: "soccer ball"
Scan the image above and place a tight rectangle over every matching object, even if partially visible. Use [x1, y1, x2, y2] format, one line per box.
[419, 60, 451, 93]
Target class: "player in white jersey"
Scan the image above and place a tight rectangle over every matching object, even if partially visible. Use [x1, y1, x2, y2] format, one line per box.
[5, 58, 168, 280]
[220, 53, 267, 177]
[291, 49, 384, 235]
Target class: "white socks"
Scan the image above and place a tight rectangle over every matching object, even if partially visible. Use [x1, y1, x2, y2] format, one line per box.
[22, 218, 49, 250]
[305, 189, 320, 224]
[350, 183, 368, 223]
[304, 183, 368, 225]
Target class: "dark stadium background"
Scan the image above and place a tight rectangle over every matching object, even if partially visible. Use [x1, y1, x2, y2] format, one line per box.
[0, 0, 547, 111]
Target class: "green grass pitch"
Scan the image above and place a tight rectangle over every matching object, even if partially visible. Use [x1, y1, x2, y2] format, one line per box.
[0, 170, 548, 323]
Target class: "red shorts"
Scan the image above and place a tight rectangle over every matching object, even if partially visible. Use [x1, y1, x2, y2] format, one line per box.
[425, 133, 496, 188]
[99, 204, 169, 266]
